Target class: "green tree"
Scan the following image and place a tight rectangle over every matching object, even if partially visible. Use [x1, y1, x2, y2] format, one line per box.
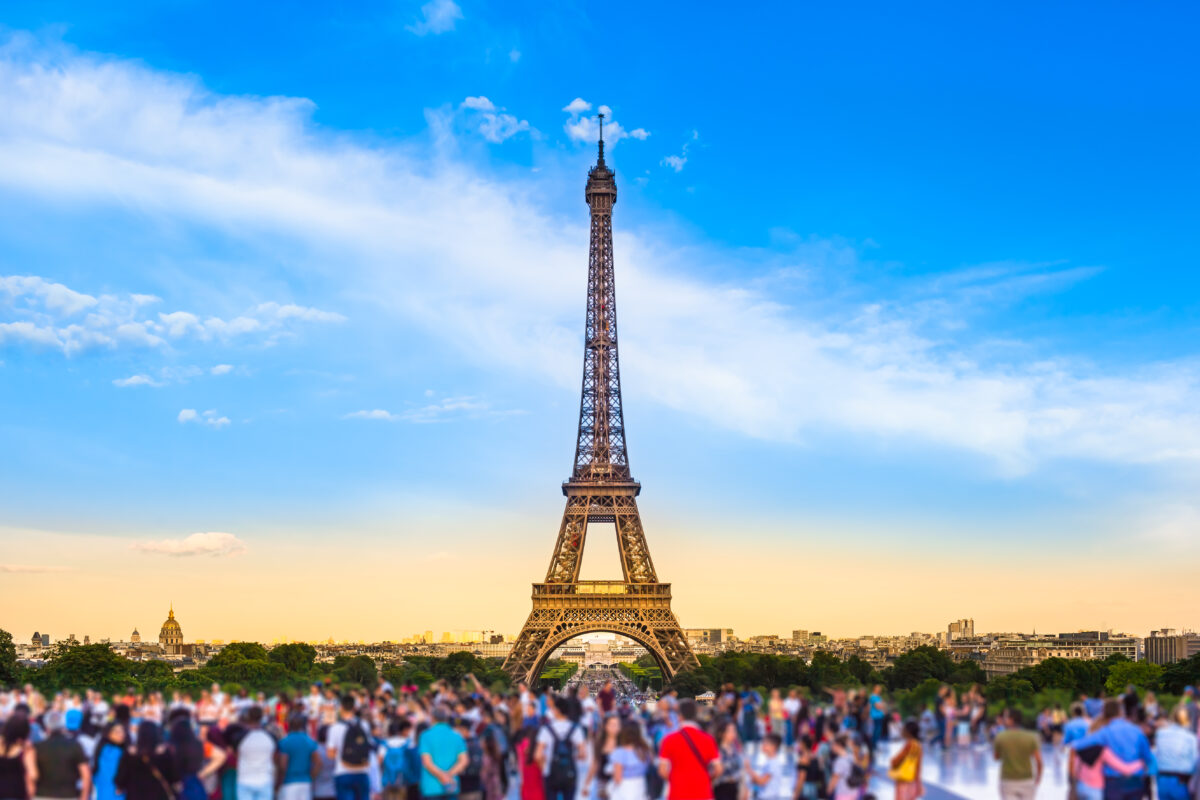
[270, 643, 318, 676]
[1162, 653, 1200, 694]
[0, 629, 17, 686]
[130, 660, 177, 693]
[335, 656, 378, 689]
[1105, 661, 1162, 695]
[36, 643, 133, 694]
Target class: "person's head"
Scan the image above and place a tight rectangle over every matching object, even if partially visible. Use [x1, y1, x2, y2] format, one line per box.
[903, 719, 919, 741]
[136, 721, 161, 758]
[1102, 699, 1121, 723]
[1174, 708, 1191, 727]
[762, 733, 782, 756]
[245, 706, 264, 727]
[1006, 709, 1024, 729]
[103, 721, 127, 746]
[340, 695, 357, 715]
[551, 696, 571, 720]
[287, 714, 306, 734]
[618, 719, 650, 755]
[714, 718, 737, 746]
[42, 709, 65, 735]
[602, 714, 621, 739]
[678, 698, 698, 722]
[1, 713, 31, 746]
[432, 705, 450, 725]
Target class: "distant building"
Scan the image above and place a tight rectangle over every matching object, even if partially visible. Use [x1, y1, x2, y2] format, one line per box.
[1146, 629, 1200, 665]
[947, 618, 975, 643]
[685, 628, 733, 645]
[131, 628, 141, 643]
[158, 605, 184, 655]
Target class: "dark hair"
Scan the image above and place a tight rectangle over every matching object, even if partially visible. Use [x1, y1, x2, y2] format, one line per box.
[1102, 699, 1121, 722]
[552, 696, 572, 718]
[618, 720, 651, 760]
[136, 721, 162, 759]
[763, 733, 783, 749]
[1007, 709, 1024, 728]
[92, 722, 125, 775]
[679, 698, 699, 721]
[317, 724, 330, 744]
[245, 706, 264, 725]
[341, 695, 357, 713]
[2, 713, 31, 748]
[903, 720, 919, 740]
[170, 719, 205, 776]
[288, 715, 307, 734]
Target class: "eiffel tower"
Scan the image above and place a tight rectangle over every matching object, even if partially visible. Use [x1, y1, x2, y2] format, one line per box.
[503, 116, 699, 685]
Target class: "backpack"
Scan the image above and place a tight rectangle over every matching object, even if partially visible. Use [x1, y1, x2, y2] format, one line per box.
[544, 723, 578, 786]
[402, 744, 423, 786]
[464, 735, 484, 779]
[845, 762, 866, 789]
[340, 719, 373, 768]
[382, 744, 407, 788]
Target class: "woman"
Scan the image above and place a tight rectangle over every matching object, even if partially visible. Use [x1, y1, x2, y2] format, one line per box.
[169, 718, 224, 800]
[514, 728, 544, 800]
[0, 713, 36, 800]
[479, 724, 505, 800]
[1153, 708, 1198, 800]
[116, 722, 176, 800]
[585, 715, 622, 800]
[93, 723, 128, 800]
[609, 721, 651, 800]
[711, 720, 744, 800]
[828, 735, 862, 800]
[794, 735, 823, 800]
[888, 720, 923, 800]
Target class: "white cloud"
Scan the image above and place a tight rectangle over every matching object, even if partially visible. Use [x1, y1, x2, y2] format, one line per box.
[210, 363, 233, 375]
[132, 531, 247, 557]
[0, 273, 343, 356]
[113, 373, 163, 388]
[0, 563, 74, 573]
[178, 408, 231, 428]
[459, 97, 531, 143]
[406, 0, 462, 35]
[562, 100, 648, 148]
[343, 397, 519, 423]
[509, 49, 521, 63]
[343, 409, 400, 421]
[4, 41, 1200, 476]
[662, 155, 686, 172]
[461, 96, 495, 112]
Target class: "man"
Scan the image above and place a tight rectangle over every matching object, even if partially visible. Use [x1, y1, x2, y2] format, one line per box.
[34, 710, 91, 800]
[657, 698, 720, 800]
[1063, 704, 1089, 746]
[536, 696, 587, 800]
[237, 706, 278, 800]
[598, 680, 616, 715]
[327, 696, 374, 800]
[418, 706, 468, 800]
[1070, 700, 1155, 800]
[278, 714, 321, 800]
[868, 685, 887, 755]
[993, 709, 1043, 800]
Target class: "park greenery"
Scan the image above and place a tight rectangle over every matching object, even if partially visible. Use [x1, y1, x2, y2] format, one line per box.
[5, 626, 1200, 718]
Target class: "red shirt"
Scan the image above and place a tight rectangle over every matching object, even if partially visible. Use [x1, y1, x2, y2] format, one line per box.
[659, 725, 719, 800]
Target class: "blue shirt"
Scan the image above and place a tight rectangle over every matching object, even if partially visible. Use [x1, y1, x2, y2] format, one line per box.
[1154, 725, 1199, 775]
[1062, 717, 1089, 746]
[418, 723, 467, 798]
[869, 694, 885, 721]
[1072, 719, 1155, 777]
[279, 731, 319, 785]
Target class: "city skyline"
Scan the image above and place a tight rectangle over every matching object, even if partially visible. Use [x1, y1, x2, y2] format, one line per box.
[3, 3, 1200, 642]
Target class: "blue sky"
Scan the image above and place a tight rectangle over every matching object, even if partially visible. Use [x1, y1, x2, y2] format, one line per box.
[1, 2, 1199, 641]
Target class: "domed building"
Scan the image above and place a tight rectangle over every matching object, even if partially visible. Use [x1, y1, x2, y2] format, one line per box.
[131, 628, 141, 643]
[158, 605, 184, 654]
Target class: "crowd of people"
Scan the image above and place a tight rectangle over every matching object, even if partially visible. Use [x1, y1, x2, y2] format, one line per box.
[0, 675, 1197, 800]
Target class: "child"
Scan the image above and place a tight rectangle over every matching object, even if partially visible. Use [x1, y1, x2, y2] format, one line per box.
[750, 734, 793, 800]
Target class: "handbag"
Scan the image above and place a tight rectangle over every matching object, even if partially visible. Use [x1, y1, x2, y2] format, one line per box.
[887, 747, 918, 783]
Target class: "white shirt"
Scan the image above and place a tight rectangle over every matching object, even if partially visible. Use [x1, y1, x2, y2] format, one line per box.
[328, 718, 371, 776]
[238, 728, 277, 787]
[536, 719, 585, 777]
[753, 751, 791, 800]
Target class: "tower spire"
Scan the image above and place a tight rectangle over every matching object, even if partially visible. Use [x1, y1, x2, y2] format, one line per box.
[597, 112, 605, 166]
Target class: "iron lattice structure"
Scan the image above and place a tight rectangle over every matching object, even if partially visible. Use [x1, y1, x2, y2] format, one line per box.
[504, 120, 699, 685]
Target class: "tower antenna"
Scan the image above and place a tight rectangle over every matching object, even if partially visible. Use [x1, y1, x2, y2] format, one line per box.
[597, 112, 605, 164]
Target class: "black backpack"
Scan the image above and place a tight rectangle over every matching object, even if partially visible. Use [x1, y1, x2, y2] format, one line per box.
[545, 723, 578, 786]
[464, 735, 484, 778]
[846, 762, 866, 789]
[341, 718, 373, 768]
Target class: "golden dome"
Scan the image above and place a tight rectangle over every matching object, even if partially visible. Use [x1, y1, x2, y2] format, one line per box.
[158, 605, 183, 640]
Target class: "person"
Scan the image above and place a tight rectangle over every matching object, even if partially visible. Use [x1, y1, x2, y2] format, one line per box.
[451, 717, 482, 800]
[312, 727, 336, 800]
[1063, 705, 1089, 748]
[867, 687, 887, 756]
[170, 716, 222, 800]
[584, 715, 621, 800]
[827, 734, 862, 800]
[1069, 699, 1155, 800]
[478, 722, 504, 800]
[416, 707, 467, 800]
[657, 699, 720, 800]
[34, 711, 91, 800]
[748, 734, 790, 800]
[91, 724, 126, 800]
[710, 721, 742, 800]
[114, 722, 173, 800]
[609, 722, 651, 800]
[327, 698, 373, 800]
[794, 735, 822, 800]
[992, 710, 1042, 800]
[515, 729, 545, 800]
[278, 715, 320, 800]
[0, 712, 36, 800]
[1153, 708, 1198, 800]
[236, 707, 276, 800]
[598, 683, 616, 717]
[536, 697, 586, 800]
[887, 720, 923, 800]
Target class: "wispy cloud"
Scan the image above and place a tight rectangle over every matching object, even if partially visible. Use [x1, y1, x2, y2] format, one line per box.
[343, 396, 519, 423]
[0, 563, 75, 573]
[459, 96, 532, 143]
[113, 373, 163, 388]
[406, 0, 462, 36]
[132, 531, 247, 557]
[178, 408, 231, 428]
[3, 39, 1200, 478]
[0, 274, 343, 356]
[661, 129, 699, 172]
